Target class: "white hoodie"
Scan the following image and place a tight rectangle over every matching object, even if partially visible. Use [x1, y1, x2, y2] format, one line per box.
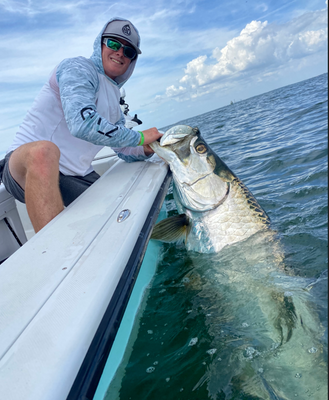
[7, 18, 149, 176]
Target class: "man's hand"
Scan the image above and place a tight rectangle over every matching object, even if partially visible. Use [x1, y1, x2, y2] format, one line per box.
[143, 144, 154, 156]
[139, 128, 163, 156]
[140, 127, 162, 145]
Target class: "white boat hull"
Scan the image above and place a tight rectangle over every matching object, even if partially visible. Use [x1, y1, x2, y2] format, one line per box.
[0, 154, 169, 400]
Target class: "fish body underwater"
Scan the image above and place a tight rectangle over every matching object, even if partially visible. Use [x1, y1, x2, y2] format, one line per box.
[150, 125, 270, 253]
[148, 125, 327, 399]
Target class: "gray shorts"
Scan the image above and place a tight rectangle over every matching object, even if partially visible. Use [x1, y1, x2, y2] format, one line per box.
[0, 151, 100, 207]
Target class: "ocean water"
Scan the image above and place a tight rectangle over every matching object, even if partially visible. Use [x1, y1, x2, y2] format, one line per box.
[104, 73, 328, 399]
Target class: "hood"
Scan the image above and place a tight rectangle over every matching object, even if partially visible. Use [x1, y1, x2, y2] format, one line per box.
[90, 17, 141, 88]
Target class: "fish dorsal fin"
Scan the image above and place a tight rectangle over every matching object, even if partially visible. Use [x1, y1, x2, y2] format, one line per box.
[151, 214, 191, 244]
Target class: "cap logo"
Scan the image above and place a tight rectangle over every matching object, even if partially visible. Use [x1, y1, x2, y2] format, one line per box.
[122, 24, 131, 36]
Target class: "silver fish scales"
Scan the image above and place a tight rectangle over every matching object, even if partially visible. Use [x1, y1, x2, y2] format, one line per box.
[150, 125, 270, 252]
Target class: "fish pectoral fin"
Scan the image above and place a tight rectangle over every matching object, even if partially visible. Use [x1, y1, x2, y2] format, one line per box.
[151, 214, 190, 244]
[272, 292, 297, 344]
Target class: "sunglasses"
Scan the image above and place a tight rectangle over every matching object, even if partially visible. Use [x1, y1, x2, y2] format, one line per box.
[102, 38, 137, 60]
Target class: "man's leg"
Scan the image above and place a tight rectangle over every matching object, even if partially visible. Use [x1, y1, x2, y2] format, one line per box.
[59, 171, 100, 207]
[8, 141, 64, 233]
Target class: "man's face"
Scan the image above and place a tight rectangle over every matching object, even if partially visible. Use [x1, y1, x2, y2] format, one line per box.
[101, 38, 132, 80]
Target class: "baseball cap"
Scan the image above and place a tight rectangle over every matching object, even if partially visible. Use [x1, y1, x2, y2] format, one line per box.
[102, 19, 141, 54]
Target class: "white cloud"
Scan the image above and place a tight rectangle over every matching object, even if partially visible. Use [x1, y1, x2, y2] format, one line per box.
[0, 0, 327, 135]
[255, 3, 268, 13]
[0, 25, 99, 84]
[163, 8, 328, 101]
[0, 0, 91, 16]
[0, 2, 235, 83]
[165, 84, 188, 97]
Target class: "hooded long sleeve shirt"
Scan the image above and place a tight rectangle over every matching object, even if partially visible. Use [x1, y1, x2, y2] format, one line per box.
[7, 18, 149, 176]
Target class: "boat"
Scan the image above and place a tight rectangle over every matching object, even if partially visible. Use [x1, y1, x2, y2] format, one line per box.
[0, 104, 172, 399]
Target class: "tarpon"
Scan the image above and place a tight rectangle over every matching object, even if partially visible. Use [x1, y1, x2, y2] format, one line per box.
[149, 125, 327, 399]
[150, 125, 270, 253]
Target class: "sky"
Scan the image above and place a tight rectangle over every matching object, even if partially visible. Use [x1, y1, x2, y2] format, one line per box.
[0, 0, 327, 156]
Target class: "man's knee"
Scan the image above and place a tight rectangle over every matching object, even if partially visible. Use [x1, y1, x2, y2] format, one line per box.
[9, 141, 61, 188]
[26, 141, 60, 168]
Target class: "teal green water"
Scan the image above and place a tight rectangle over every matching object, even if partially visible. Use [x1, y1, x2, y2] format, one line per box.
[101, 73, 328, 399]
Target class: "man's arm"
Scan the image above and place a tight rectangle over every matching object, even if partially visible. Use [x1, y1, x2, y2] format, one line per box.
[56, 57, 141, 148]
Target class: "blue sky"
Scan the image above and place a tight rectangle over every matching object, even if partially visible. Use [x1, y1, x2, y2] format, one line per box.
[0, 0, 327, 156]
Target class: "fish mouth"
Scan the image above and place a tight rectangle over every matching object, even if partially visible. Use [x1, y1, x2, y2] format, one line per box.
[159, 125, 196, 146]
[184, 171, 212, 187]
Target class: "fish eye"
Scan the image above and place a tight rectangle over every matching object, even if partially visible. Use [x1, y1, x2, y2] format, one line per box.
[196, 144, 207, 154]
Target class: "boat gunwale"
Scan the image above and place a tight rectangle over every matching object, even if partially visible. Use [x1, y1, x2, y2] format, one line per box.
[67, 170, 172, 400]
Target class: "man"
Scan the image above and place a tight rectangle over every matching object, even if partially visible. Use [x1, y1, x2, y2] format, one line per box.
[0, 18, 162, 233]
